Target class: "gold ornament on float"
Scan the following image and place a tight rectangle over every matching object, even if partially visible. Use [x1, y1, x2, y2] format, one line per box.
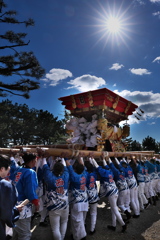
[122, 124, 130, 138]
[71, 95, 76, 109]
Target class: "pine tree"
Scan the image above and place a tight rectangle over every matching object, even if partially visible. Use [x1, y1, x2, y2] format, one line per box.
[0, 0, 45, 98]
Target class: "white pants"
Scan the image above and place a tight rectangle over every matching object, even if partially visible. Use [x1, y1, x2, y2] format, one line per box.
[12, 217, 31, 240]
[117, 189, 130, 212]
[156, 179, 160, 193]
[39, 195, 45, 212]
[144, 181, 151, 199]
[49, 207, 69, 240]
[152, 179, 159, 195]
[84, 202, 97, 232]
[108, 194, 125, 227]
[130, 187, 140, 215]
[39, 195, 48, 222]
[6, 226, 13, 236]
[70, 204, 88, 240]
[148, 181, 155, 197]
[138, 182, 148, 210]
[124, 188, 131, 212]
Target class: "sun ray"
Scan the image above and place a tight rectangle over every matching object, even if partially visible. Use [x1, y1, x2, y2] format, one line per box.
[85, 1, 139, 53]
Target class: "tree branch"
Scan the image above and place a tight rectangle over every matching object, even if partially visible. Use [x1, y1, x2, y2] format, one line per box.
[0, 40, 30, 49]
[0, 62, 37, 75]
[0, 88, 29, 98]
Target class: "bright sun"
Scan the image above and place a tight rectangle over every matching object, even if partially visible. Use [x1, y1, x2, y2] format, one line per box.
[106, 17, 121, 33]
[91, 2, 134, 48]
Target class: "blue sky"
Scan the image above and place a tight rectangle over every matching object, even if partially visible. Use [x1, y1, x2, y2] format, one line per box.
[2, 0, 160, 143]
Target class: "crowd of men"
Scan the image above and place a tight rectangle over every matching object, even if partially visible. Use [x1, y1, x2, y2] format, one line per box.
[0, 151, 160, 240]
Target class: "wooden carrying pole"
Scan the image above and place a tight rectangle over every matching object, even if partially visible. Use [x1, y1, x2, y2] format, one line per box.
[0, 147, 158, 159]
[12, 144, 85, 150]
[0, 148, 20, 154]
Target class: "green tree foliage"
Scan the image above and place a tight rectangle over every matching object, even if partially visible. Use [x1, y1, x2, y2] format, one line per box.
[129, 140, 142, 151]
[0, 100, 66, 147]
[1, 99, 160, 151]
[0, 1, 45, 99]
[34, 110, 65, 145]
[142, 136, 159, 153]
[125, 137, 160, 153]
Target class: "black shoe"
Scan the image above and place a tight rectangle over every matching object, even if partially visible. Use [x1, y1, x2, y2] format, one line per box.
[124, 210, 131, 220]
[70, 234, 74, 240]
[152, 196, 156, 206]
[107, 225, 116, 231]
[144, 202, 150, 209]
[39, 221, 48, 227]
[148, 198, 152, 204]
[31, 212, 40, 221]
[132, 214, 140, 218]
[90, 229, 96, 235]
[6, 236, 12, 240]
[81, 237, 87, 240]
[121, 224, 127, 233]
[155, 195, 159, 201]
[124, 218, 130, 224]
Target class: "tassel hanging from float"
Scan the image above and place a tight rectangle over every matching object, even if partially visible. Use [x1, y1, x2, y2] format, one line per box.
[135, 115, 140, 120]
[136, 112, 142, 117]
[122, 123, 130, 138]
[139, 108, 144, 114]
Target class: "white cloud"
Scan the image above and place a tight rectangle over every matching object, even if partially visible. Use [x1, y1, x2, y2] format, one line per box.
[153, 56, 160, 63]
[152, 11, 160, 16]
[129, 68, 151, 75]
[42, 68, 73, 86]
[66, 74, 106, 92]
[150, 0, 160, 2]
[148, 122, 156, 125]
[132, 0, 145, 6]
[113, 83, 117, 87]
[136, 0, 145, 5]
[114, 89, 160, 124]
[109, 63, 124, 71]
[43, 83, 47, 88]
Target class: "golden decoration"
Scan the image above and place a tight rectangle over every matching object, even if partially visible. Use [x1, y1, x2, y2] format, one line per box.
[96, 137, 105, 152]
[122, 124, 130, 138]
[66, 130, 74, 136]
[113, 96, 120, 109]
[71, 95, 76, 109]
[105, 93, 113, 102]
[124, 101, 131, 114]
[106, 126, 114, 139]
[117, 128, 123, 140]
[97, 118, 108, 131]
[87, 91, 94, 107]
[110, 140, 126, 152]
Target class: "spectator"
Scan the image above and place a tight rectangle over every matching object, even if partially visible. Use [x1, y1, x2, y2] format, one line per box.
[0, 154, 23, 240]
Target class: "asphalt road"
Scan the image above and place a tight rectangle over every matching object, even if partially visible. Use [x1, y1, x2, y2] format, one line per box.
[31, 197, 160, 240]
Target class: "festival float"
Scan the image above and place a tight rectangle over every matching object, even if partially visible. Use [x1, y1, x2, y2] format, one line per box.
[0, 88, 158, 159]
[58, 87, 138, 152]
